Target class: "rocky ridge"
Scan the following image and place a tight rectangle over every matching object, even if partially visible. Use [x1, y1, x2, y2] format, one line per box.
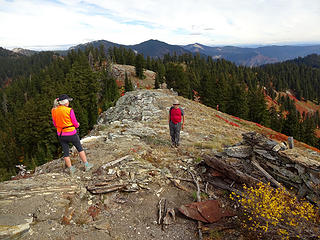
[0, 89, 319, 240]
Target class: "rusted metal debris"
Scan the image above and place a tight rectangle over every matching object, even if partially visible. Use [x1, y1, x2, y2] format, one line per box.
[178, 200, 235, 224]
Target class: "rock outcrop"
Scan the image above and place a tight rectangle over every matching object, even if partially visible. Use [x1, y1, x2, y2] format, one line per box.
[98, 90, 167, 124]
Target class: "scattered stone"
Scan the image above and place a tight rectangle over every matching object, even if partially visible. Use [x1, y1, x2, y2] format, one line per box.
[0, 215, 33, 239]
[225, 145, 252, 158]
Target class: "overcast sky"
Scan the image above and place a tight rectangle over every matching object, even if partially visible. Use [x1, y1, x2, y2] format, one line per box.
[1, 0, 320, 50]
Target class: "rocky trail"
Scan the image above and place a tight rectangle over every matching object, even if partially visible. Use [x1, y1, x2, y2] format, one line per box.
[1, 89, 319, 240]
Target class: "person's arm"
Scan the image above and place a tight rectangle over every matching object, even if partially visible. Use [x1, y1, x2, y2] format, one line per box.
[181, 108, 185, 130]
[51, 109, 57, 128]
[182, 115, 185, 130]
[70, 109, 80, 128]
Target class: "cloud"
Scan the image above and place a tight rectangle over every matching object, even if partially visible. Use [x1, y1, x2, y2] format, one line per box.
[204, 28, 215, 31]
[0, 0, 319, 50]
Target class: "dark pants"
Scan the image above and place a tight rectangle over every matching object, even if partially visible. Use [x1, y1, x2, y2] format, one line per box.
[169, 121, 181, 146]
[59, 134, 83, 157]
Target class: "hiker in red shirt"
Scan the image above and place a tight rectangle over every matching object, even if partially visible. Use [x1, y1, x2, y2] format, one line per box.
[169, 99, 185, 147]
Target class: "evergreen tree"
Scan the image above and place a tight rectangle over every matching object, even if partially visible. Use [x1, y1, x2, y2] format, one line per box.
[269, 106, 283, 132]
[99, 68, 119, 111]
[165, 63, 190, 98]
[226, 82, 249, 119]
[300, 114, 317, 146]
[199, 69, 214, 107]
[248, 86, 270, 126]
[283, 109, 299, 138]
[154, 73, 160, 89]
[124, 71, 133, 92]
[135, 54, 145, 79]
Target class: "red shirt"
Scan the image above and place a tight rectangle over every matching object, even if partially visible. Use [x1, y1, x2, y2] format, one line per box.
[170, 107, 183, 124]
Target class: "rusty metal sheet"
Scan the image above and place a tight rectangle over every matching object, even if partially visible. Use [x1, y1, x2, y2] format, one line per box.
[179, 204, 209, 223]
[178, 200, 234, 223]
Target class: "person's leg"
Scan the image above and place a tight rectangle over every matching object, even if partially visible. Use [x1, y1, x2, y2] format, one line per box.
[79, 151, 87, 163]
[169, 121, 176, 146]
[175, 123, 181, 146]
[60, 137, 71, 166]
[64, 157, 72, 167]
[70, 134, 85, 163]
[59, 136, 76, 176]
[71, 134, 93, 171]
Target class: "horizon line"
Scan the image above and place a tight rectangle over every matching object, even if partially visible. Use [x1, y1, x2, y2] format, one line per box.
[3, 39, 320, 51]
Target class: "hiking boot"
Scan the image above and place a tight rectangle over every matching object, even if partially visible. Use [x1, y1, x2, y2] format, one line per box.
[69, 166, 76, 177]
[85, 162, 93, 172]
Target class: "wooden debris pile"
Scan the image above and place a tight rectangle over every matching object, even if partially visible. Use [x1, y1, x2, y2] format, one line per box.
[86, 155, 162, 194]
[202, 132, 320, 204]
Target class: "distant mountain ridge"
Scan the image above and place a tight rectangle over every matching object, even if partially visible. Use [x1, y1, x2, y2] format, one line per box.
[70, 40, 320, 66]
[69, 39, 190, 58]
[3, 40, 320, 66]
[183, 43, 320, 66]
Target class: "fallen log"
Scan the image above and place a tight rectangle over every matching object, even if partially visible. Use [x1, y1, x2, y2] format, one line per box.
[206, 179, 242, 196]
[203, 155, 260, 186]
[251, 155, 283, 189]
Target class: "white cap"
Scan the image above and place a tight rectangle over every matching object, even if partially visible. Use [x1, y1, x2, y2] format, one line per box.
[173, 99, 180, 105]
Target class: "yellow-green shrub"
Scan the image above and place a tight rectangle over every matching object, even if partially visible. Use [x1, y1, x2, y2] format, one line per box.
[230, 182, 320, 239]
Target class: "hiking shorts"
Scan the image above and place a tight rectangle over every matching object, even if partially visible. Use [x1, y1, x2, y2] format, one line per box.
[59, 134, 83, 157]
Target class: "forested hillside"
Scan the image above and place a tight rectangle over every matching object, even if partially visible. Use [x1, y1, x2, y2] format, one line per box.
[291, 54, 320, 69]
[0, 46, 119, 180]
[255, 55, 320, 101]
[0, 48, 55, 87]
[1, 45, 320, 181]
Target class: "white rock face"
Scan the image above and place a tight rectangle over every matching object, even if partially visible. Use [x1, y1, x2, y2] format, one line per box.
[98, 90, 168, 124]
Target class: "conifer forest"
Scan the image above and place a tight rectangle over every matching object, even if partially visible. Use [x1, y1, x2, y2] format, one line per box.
[0, 45, 320, 180]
